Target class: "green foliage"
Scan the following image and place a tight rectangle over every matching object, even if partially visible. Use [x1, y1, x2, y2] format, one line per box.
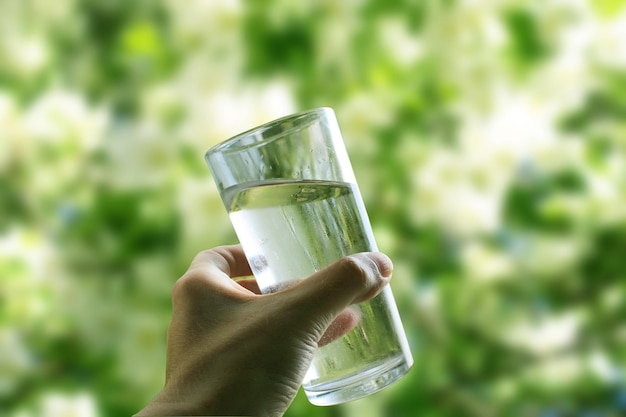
[503, 7, 551, 67]
[591, 0, 626, 18]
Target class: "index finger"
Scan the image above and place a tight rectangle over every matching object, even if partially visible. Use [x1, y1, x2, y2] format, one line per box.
[189, 244, 253, 278]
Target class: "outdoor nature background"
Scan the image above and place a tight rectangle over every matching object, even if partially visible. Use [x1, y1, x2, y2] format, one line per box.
[1, 0, 626, 416]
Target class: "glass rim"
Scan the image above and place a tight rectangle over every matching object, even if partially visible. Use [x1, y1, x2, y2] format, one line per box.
[205, 107, 333, 158]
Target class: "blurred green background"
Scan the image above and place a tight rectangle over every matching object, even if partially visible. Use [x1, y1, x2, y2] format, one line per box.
[2, 0, 626, 416]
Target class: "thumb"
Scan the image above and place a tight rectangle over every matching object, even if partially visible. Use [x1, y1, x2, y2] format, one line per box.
[284, 252, 393, 318]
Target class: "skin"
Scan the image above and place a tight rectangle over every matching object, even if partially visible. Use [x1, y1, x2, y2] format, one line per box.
[135, 244, 393, 417]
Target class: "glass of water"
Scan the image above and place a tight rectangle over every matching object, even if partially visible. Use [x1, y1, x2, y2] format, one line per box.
[205, 107, 413, 406]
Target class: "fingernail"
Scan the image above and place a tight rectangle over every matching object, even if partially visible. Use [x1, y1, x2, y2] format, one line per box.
[368, 252, 393, 279]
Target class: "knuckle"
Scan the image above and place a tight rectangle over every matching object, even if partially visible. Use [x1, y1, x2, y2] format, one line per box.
[337, 255, 372, 289]
[172, 271, 207, 302]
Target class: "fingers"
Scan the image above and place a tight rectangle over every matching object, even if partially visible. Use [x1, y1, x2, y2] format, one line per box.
[175, 246, 392, 321]
[236, 278, 262, 294]
[318, 308, 360, 347]
[283, 252, 393, 317]
[173, 245, 255, 303]
[188, 245, 253, 278]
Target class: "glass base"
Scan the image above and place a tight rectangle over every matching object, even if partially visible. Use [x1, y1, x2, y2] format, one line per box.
[303, 355, 412, 406]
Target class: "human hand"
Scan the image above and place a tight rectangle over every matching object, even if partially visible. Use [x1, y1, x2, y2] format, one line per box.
[135, 245, 393, 417]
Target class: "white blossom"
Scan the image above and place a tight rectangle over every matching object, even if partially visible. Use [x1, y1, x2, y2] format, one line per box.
[180, 80, 297, 149]
[590, 10, 626, 68]
[40, 392, 98, 417]
[176, 177, 235, 255]
[504, 313, 581, 356]
[101, 123, 179, 189]
[461, 242, 515, 283]
[23, 90, 108, 152]
[410, 147, 507, 236]
[379, 17, 424, 67]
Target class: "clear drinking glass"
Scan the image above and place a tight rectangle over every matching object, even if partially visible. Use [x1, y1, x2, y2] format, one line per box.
[205, 107, 413, 406]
